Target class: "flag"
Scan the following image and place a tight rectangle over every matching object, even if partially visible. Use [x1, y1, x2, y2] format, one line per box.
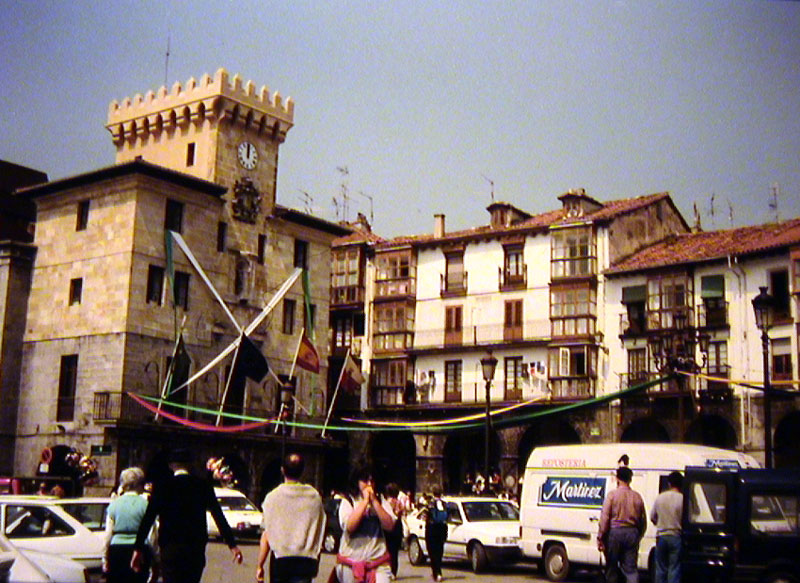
[296, 331, 320, 374]
[340, 352, 365, 394]
[230, 333, 270, 383]
[167, 334, 192, 395]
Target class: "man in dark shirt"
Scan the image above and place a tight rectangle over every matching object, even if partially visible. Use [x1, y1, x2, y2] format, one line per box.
[132, 450, 243, 583]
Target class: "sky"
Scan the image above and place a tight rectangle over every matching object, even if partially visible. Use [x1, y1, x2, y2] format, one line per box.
[2, 1, 799, 238]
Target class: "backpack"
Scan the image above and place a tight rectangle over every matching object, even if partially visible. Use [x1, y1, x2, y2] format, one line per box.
[429, 500, 448, 524]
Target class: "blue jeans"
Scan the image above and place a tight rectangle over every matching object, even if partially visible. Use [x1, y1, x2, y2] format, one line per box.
[654, 534, 681, 583]
[606, 527, 640, 583]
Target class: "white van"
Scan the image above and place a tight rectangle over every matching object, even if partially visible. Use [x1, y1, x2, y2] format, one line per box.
[519, 443, 759, 581]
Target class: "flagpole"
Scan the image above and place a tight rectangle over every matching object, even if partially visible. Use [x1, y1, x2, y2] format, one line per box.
[156, 314, 187, 421]
[321, 348, 349, 438]
[215, 335, 242, 426]
[289, 328, 305, 380]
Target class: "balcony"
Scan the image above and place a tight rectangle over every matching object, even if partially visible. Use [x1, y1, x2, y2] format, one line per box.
[331, 285, 365, 307]
[619, 313, 647, 337]
[499, 265, 527, 291]
[375, 278, 416, 299]
[440, 271, 467, 297]
[698, 365, 733, 403]
[93, 391, 276, 430]
[413, 318, 550, 351]
[549, 378, 595, 400]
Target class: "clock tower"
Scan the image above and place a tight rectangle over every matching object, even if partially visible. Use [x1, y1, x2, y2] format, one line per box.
[105, 68, 294, 216]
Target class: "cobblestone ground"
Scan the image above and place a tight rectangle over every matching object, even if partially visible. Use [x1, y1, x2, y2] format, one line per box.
[201, 541, 599, 583]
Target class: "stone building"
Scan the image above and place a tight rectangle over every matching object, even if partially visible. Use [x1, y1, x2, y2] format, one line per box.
[6, 70, 350, 499]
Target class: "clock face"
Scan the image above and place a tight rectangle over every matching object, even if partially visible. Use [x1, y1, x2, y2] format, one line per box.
[237, 141, 258, 170]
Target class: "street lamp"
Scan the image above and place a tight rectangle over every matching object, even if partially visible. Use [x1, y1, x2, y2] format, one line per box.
[752, 286, 775, 468]
[280, 381, 295, 459]
[480, 351, 498, 486]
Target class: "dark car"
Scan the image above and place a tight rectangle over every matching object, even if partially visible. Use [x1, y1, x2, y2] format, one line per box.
[682, 467, 800, 583]
[323, 497, 343, 553]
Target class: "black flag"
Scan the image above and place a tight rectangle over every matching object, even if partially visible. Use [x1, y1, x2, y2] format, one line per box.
[230, 333, 270, 383]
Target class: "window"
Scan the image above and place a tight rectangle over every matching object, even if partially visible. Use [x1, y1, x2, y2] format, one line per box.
[504, 356, 524, 400]
[551, 286, 596, 337]
[701, 275, 727, 327]
[770, 269, 790, 320]
[793, 258, 800, 294]
[258, 234, 266, 265]
[647, 275, 692, 330]
[626, 348, 648, 387]
[332, 247, 361, 303]
[146, 265, 164, 305]
[173, 271, 190, 310]
[186, 142, 196, 166]
[549, 345, 595, 377]
[332, 314, 353, 349]
[504, 299, 523, 341]
[4, 505, 74, 538]
[772, 338, 792, 381]
[373, 360, 406, 387]
[217, 222, 227, 253]
[444, 251, 466, 293]
[57, 354, 78, 421]
[707, 341, 728, 376]
[621, 285, 646, 334]
[68, 278, 82, 305]
[551, 227, 596, 278]
[164, 199, 183, 233]
[749, 493, 799, 535]
[294, 239, 308, 270]
[374, 303, 413, 350]
[502, 244, 525, 287]
[688, 481, 727, 524]
[76, 200, 90, 231]
[445, 360, 462, 402]
[375, 250, 415, 297]
[283, 299, 296, 335]
[445, 305, 463, 345]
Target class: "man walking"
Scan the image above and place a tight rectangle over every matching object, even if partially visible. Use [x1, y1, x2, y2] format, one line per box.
[256, 453, 326, 583]
[597, 466, 647, 583]
[132, 449, 243, 583]
[650, 471, 683, 583]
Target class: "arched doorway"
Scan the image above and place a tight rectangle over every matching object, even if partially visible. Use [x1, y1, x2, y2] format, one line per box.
[517, 418, 581, 475]
[685, 414, 737, 449]
[621, 417, 670, 443]
[371, 430, 416, 493]
[774, 411, 800, 468]
[443, 428, 500, 495]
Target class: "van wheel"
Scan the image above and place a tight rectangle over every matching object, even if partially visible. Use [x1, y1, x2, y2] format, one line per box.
[763, 573, 799, 583]
[408, 536, 426, 565]
[469, 542, 488, 573]
[543, 544, 570, 582]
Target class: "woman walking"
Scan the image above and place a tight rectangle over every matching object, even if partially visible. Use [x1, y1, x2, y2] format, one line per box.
[335, 466, 396, 583]
[103, 467, 153, 583]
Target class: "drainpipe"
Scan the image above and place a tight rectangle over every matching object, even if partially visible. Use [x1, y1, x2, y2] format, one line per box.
[729, 255, 750, 449]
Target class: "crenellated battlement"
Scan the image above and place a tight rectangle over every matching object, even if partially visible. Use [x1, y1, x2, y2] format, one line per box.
[106, 68, 294, 144]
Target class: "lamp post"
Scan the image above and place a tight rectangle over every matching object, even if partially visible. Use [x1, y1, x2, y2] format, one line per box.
[280, 381, 295, 460]
[480, 352, 498, 485]
[752, 286, 775, 469]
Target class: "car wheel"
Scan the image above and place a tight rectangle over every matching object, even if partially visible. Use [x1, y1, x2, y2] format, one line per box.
[408, 536, 426, 565]
[323, 531, 338, 554]
[469, 541, 488, 573]
[543, 544, 570, 582]
[763, 573, 799, 583]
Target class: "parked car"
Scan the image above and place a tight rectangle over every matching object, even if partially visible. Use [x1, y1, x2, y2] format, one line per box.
[0, 528, 90, 582]
[0, 496, 104, 572]
[322, 497, 343, 553]
[405, 496, 521, 573]
[207, 487, 262, 540]
[51, 498, 110, 534]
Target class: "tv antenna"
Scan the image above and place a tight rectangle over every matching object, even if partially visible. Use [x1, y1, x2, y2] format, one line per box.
[332, 197, 340, 221]
[297, 190, 313, 214]
[769, 183, 780, 222]
[356, 191, 374, 224]
[481, 174, 495, 202]
[336, 166, 350, 221]
[164, 34, 171, 87]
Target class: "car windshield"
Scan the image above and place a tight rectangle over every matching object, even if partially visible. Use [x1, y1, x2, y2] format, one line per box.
[218, 497, 258, 512]
[462, 501, 519, 521]
[59, 502, 108, 531]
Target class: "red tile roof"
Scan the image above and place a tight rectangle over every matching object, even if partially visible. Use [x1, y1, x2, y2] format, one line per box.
[607, 218, 800, 274]
[376, 191, 673, 248]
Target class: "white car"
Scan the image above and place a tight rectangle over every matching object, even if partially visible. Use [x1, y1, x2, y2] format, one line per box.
[0, 497, 104, 572]
[0, 530, 89, 582]
[206, 488, 263, 540]
[406, 496, 522, 573]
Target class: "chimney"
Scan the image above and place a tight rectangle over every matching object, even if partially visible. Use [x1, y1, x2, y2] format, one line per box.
[434, 214, 445, 238]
